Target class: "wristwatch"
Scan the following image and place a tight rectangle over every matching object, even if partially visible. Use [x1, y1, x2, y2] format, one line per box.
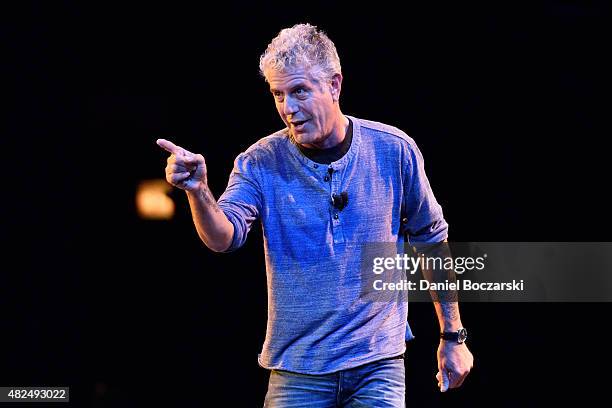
[440, 327, 468, 344]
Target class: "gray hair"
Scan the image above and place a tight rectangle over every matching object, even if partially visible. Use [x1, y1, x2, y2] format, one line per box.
[259, 23, 342, 83]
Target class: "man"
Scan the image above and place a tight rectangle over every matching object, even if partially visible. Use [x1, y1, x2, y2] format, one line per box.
[157, 23, 473, 407]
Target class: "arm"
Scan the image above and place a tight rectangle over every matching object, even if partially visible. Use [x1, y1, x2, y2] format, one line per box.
[186, 185, 234, 252]
[434, 295, 473, 393]
[416, 240, 474, 392]
[400, 138, 473, 391]
[419, 240, 463, 331]
[157, 138, 234, 252]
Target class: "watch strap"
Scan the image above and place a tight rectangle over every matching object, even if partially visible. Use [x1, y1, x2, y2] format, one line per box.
[440, 328, 467, 343]
[441, 332, 460, 341]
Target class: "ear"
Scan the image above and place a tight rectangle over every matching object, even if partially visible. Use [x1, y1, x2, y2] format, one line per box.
[330, 73, 343, 102]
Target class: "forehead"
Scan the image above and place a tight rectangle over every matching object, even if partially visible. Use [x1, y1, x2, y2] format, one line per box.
[265, 67, 318, 90]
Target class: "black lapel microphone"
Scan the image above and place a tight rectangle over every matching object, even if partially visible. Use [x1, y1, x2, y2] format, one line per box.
[331, 191, 349, 210]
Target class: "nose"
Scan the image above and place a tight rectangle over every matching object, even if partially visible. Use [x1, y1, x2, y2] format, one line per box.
[281, 95, 299, 117]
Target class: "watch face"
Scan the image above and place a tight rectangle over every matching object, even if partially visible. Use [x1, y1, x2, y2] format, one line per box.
[458, 328, 468, 343]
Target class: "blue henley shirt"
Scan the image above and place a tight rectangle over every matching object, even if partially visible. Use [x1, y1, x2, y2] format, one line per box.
[217, 115, 448, 374]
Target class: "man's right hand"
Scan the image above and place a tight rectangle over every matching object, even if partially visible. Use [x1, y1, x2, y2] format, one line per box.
[157, 138, 207, 192]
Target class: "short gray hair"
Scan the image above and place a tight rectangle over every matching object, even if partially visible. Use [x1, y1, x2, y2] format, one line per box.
[259, 23, 342, 83]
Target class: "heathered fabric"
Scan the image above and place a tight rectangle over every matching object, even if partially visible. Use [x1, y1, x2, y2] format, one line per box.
[217, 115, 448, 374]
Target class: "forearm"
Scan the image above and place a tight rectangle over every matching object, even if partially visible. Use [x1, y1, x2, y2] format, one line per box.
[186, 184, 234, 252]
[433, 301, 463, 332]
[416, 240, 463, 331]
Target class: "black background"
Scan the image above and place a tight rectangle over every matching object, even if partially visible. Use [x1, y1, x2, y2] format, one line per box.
[4, 1, 611, 406]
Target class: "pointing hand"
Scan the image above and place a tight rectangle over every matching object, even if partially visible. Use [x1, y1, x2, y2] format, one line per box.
[157, 138, 207, 192]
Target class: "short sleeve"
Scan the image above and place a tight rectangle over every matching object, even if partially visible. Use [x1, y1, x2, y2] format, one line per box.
[217, 152, 263, 252]
[402, 141, 448, 244]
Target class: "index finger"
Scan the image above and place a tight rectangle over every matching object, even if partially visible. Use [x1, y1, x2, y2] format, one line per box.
[156, 138, 182, 155]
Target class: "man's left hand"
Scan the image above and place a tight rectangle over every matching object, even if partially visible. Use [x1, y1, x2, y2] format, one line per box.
[436, 341, 474, 392]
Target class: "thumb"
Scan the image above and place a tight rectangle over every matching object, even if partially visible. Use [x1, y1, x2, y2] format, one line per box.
[437, 370, 449, 392]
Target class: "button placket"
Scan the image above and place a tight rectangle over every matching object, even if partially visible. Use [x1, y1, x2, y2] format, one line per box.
[329, 165, 344, 243]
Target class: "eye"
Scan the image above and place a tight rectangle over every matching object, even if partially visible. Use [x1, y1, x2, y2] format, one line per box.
[294, 87, 307, 99]
[272, 91, 284, 102]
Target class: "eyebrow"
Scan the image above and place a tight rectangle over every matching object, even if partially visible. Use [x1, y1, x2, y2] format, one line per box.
[269, 83, 308, 93]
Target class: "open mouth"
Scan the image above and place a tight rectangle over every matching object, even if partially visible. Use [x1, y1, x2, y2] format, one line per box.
[291, 120, 308, 131]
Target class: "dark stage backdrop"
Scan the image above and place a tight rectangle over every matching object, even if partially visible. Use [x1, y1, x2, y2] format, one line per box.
[4, 1, 611, 406]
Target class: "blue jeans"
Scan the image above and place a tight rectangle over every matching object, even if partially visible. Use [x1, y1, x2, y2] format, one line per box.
[264, 356, 406, 407]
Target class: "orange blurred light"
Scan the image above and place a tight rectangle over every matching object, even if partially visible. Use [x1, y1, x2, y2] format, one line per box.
[136, 179, 175, 220]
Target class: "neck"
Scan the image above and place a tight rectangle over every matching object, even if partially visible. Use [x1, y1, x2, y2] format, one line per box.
[301, 113, 349, 150]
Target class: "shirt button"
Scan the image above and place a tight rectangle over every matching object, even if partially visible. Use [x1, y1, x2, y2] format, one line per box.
[313, 164, 319, 169]
[333, 213, 339, 220]
[324, 175, 330, 182]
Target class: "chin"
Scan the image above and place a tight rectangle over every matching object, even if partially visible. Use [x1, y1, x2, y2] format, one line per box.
[292, 132, 312, 144]
[294, 132, 325, 145]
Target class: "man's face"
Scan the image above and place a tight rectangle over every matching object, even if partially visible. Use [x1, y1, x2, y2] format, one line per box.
[265, 67, 339, 147]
